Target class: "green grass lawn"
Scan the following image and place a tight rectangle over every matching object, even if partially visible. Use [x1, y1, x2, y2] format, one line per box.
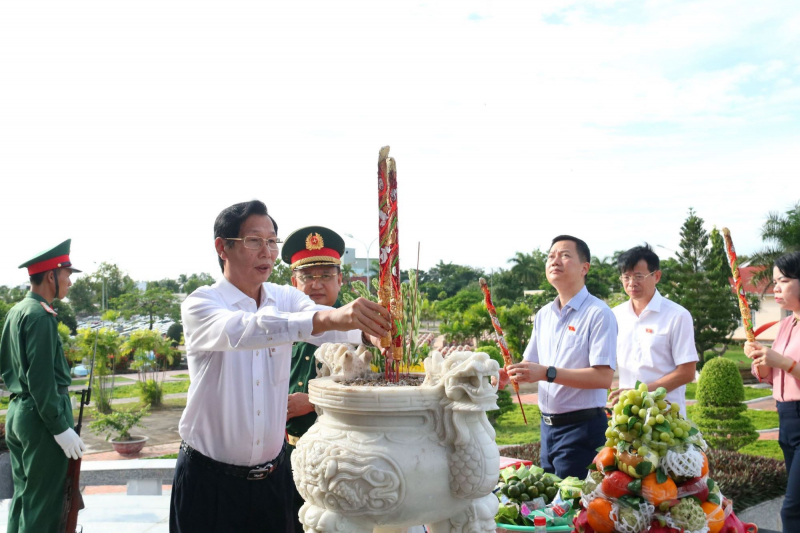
[686, 404, 779, 430]
[703, 346, 751, 369]
[493, 406, 542, 445]
[738, 440, 784, 460]
[108, 380, 191, 399]
[71, 376, 135, 387]
[152, 453, 179, 459]
[172, 374, 190, 379]
[685, 383, 772, 402]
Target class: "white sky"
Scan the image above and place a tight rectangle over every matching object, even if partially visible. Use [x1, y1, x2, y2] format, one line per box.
[1, 1, 798, 286]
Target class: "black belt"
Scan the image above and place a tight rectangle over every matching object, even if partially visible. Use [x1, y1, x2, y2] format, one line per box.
[541, 407, 605, 427]
[180, 441, 286, 481]
[10, 386, 68, 400]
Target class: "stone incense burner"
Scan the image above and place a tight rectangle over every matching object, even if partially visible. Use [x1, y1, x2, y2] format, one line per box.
[291, 344, 501, 533]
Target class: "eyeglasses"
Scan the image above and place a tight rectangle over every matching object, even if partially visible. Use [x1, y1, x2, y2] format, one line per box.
[224, 237, 282, 251]
[295, 273, 338, 283]
[619, 271, 657, 284]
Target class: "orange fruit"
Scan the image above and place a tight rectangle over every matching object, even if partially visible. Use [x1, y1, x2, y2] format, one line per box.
[641, 473, 678, 506]
[587, 497, 615, 533]
[700, 450, 709, 477]
[593, 447, 616, 473]
[702, 501, 725, 533]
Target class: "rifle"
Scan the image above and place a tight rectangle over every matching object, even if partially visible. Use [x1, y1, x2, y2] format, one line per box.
[60, 328, 97, 533]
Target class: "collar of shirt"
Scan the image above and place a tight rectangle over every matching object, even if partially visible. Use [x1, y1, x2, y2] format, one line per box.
[550, 286, 589, 317]
[621, 289, 663, 317]
[216, 277, 276, 309]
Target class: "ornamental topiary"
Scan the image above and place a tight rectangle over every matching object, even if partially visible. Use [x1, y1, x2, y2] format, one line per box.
[694, 357, 758, 450]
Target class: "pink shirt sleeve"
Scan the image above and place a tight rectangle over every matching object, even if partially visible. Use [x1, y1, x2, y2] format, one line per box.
[765, 317, 800, 402]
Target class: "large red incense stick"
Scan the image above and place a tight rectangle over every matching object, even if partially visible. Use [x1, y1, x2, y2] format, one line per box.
[479, 277, 528, 425]
[377, 147, 403, 380]
[722, 227, 755, 343]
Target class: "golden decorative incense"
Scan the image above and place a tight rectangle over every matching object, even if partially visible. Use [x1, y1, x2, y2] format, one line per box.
[479, 278, 528, 425]
[722, 227, 755, 343]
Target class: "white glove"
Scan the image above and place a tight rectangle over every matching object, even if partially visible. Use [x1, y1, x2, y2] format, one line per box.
[54, 428, 86, 460]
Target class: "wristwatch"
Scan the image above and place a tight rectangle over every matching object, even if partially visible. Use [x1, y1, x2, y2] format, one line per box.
[546, 366, 557, 383]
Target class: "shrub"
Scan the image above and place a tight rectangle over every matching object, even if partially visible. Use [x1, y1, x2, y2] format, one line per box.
[166, 323, 183, 347]
[694, 357, 758, 450]
[497, 442, 541, 466]
[707, 448, 787, 513]
[138, 379, 163, 407]
[88, 407, 150, 441]
[697, 357, 744, 405]
[476, 344, 505, 370]
[488, 388, 513, 424]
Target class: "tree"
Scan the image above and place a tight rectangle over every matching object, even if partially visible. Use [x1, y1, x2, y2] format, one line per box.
[111, 287, 179, 330]
[147, 278, 181, 292]
[51, 299, 78, 334]
[0, 301, 13, 335]
[182, 272, 216, 294]
[659, 209, 739, 366]
[76, 327, 122, 413]
[751, 201, 800, 286]
[0, 285, 26, 304]
[93, 262, 135, 303]
[586, 255, 622, 300]
[419, 261, 485, 301]
[269, 259, 292, 286]
[66, 276, 96, 315]
[508, 251, 546, 291]
[121, 329, 176, 407]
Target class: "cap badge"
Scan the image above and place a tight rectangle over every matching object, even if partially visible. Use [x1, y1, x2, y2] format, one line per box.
[305, 233, 324, 251]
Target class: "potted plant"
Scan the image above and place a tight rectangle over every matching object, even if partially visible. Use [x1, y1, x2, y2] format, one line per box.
[88, 407, 150, 455]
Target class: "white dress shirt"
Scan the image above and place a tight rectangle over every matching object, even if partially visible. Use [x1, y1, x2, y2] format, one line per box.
[612, 290, 698, 415]
[523, 286, 617, 414]
[179, 277, 361, 466]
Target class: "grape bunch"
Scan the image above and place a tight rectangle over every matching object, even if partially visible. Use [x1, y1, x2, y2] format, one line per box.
[606, 383, 700, 465]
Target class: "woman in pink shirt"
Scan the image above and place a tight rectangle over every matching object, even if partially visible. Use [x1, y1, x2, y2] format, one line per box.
[746, 251, 800, 532]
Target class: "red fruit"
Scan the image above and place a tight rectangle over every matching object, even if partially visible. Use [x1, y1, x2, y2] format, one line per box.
[647, 520, 681, 533]
[601, 470, 634, 499]
[722, 511, 758, 533]
[573, 509, 595, 533]
[678, 476, 710, 502]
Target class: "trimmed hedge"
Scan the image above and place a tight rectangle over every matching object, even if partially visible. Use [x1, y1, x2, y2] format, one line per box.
[695, 357, 758, 450]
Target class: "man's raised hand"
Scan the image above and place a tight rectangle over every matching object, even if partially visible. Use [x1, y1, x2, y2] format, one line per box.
[312, 297, 391, 339]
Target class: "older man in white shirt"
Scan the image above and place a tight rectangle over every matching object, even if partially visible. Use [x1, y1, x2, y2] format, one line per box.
[169, 200, 390, 533]
[609, 244, 697, 416]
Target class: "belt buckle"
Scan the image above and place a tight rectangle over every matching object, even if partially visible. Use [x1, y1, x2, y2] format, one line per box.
[542, 415, 553, 426]
[247, 463, 275, 481]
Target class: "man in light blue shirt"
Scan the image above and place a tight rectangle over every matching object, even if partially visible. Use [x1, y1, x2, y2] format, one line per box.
[503, 235, 616, 478]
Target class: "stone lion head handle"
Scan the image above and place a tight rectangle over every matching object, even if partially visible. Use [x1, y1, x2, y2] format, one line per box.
[423, 351, 499, 412]
[314, 343, 374, 380]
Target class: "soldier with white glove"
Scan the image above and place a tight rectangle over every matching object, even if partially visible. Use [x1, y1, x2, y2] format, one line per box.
[0, 239, 84, 532]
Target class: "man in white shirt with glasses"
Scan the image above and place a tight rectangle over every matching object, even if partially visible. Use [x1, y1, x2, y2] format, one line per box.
[609, 244, 697, 416]
[170, 200, 389, 533]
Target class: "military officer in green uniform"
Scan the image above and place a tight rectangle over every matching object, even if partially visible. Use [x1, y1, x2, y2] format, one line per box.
[0, 239, 86, 533]
[282, 226, 347, 529]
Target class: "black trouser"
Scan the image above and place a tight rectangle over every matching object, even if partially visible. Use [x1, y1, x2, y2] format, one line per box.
[778, 400, 800, 532]
[540, 408, 607, 479]
[286, 444, 304, 533]
[169, 447, 295, 533]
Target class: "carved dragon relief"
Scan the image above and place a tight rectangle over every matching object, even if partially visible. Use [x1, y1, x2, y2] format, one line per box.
[423, 351, 500, 500]
[293, 345, 500, 532]
[293, 436, 404, 516]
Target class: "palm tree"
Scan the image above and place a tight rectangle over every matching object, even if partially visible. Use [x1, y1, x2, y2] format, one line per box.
[508, 251, 544, 290]
[751, 201, 800, 286]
